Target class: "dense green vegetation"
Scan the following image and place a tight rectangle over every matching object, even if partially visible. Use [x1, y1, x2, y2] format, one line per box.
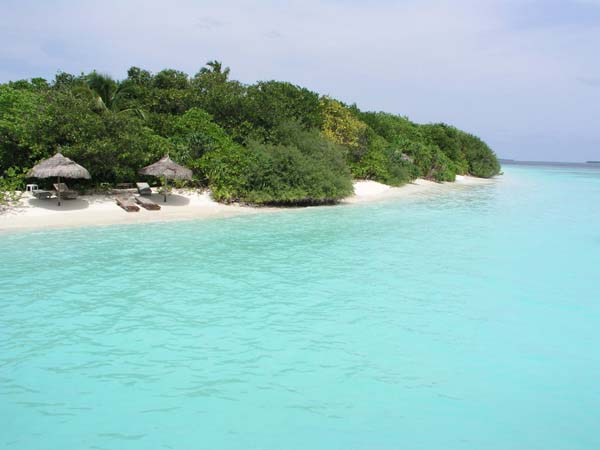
[0, 61, 500, 205]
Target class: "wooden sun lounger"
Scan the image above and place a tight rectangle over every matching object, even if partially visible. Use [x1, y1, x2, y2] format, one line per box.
[135, 196, 160, 210]
[32, 189, 53, 200]
[116, 197, 140, 212]
[136, 182, 152, 196]
[53, 183, 78, 199]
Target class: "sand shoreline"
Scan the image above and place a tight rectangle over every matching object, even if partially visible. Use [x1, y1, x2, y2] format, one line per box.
[0, 176, 494, 233]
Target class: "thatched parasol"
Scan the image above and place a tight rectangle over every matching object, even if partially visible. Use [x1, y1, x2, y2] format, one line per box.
[29, 153, 91, 206]
[139, 155, 192, 202]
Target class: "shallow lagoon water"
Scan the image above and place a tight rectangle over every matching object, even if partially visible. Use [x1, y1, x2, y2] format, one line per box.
[1, 164, 599, 449]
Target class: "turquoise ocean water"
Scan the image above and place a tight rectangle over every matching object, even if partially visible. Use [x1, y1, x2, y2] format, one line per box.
[1, 164, 599, 449]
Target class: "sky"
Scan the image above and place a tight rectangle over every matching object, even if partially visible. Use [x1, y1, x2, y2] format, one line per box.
[2, 0, 600, 162]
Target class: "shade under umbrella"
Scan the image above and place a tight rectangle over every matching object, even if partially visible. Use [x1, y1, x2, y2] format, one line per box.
[29, 152, 91, 206]
[139, 155, 192, 202]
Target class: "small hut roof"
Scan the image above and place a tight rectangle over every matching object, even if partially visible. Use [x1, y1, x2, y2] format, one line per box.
[139, 155, 192, 180]
[28, 153, 91, 179]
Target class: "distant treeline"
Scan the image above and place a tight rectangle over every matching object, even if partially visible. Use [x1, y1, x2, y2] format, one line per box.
[0, 61, 500, 205]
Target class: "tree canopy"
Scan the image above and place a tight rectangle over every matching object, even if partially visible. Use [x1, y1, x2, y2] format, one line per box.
[0, 61, 500, 205]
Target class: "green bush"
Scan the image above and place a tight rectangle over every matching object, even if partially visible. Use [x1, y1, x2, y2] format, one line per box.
[243, 81, 323, 143]
[352, 112, 500, 180]
[0, 167, 26, 206]
[1, 62, 500, 207]
[347, 130, 416, 186]
[383, 147, 417, 186]
[459, 132, 501, 178]
[198, 144, 253, 202]
[243, 140, 353, 205]
[170, 108, 238, 181]
[201, 122, 353, 205]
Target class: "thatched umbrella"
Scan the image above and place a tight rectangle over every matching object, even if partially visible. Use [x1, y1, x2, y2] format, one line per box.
[139, 155, 192, 202]
[28, 153, 91, 206]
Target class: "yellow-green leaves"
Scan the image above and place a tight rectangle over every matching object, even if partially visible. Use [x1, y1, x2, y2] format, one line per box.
[320, 97, 368, 154]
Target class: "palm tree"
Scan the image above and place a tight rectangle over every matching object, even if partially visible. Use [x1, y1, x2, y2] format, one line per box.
[199, 60, 230, 81]
[75, 71, 145, 119]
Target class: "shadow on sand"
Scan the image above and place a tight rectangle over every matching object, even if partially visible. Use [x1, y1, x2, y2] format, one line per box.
[28, 198, 90, 211]
[148, 193, 190, 206]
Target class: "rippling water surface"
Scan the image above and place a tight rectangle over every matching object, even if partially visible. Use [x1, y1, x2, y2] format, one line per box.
[2, 164, 600, 450]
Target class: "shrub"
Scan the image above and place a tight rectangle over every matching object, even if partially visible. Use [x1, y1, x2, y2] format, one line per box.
[170, 108, 238, 181]
[201, 122, 353, 205]
[0, 167, 26, 206]
[198, 144, 253, 202]
[459, 132, 501, 178]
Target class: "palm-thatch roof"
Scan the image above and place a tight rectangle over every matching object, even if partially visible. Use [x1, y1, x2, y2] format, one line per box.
[29, 153, 91, 179]
[139, 155, 192, 180]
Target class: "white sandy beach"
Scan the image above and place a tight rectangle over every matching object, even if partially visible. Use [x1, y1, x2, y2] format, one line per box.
[342, 175, 491, 204]
[0, 176, 493, 233]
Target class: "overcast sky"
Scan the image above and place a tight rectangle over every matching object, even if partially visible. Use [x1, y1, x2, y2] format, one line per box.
[2, 0, 600, 161]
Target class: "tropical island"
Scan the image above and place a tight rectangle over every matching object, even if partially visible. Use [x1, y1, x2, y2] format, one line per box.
[0, 61, 500, 208]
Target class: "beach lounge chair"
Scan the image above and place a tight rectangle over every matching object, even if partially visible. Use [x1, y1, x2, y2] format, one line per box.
[136, 182, 152, 196]
[53, 183, 78, 200]
[32, 189, 53, 200]
[135, 196, 161, 210]
[116, 197, 140, 212]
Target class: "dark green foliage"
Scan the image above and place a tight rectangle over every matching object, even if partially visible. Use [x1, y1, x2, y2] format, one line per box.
[147, 84, 192, 115]
[359, 111, 423, 145]
[153, 69, 190, 90]
[52, 72, 82, 90]
[172, 108, 234, 155]
[85, 71, 117, 110]
[383, 147, 418, 185]
[126, 67, 153, 86]
[349, 131, 417, 186]
[0, 85, 43, 171]
[420, 123, 468, 174]
[8, 78, 49, 91]
[355, 112, 499, 180]
[459, 132, 501, 178]
[170, 108, 239, 180]
[202, 122, 353, 204]
[389, 138, 455, 181]
[348, 131, 387, 180]
[243, 81, 323, 143]
[60, 117, 171, 183]
[198, 143, 253, 202]
[190, 63, 247, 140]
[0, 84, 168, 185]
[0, 61, 499, 205]
[0, 167, 27, 205]
[327, 112, 416, 186]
